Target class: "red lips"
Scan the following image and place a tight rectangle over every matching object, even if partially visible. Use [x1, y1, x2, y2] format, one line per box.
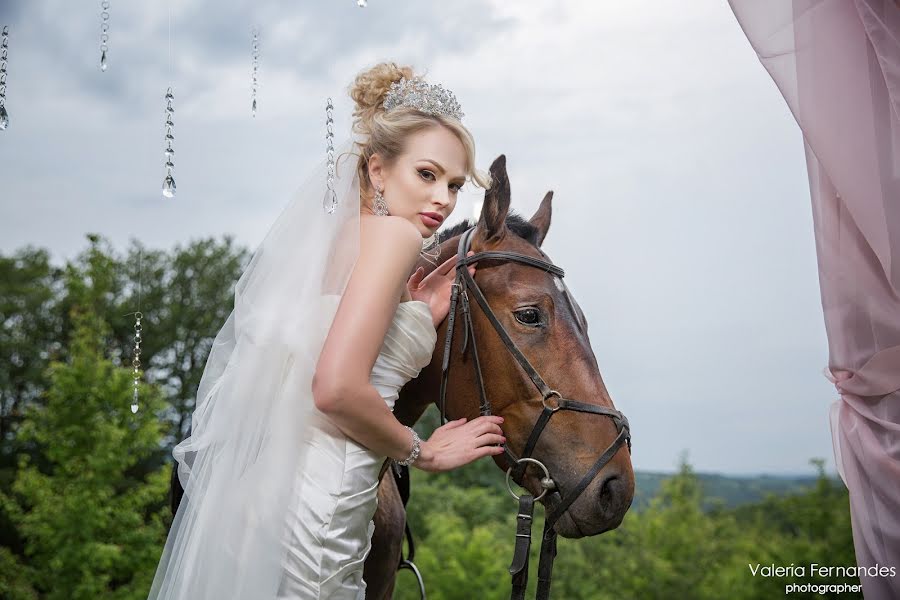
[420, 212, 444, 223]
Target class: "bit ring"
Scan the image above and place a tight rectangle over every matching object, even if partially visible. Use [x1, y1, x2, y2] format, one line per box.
[506, 457, 554, 502]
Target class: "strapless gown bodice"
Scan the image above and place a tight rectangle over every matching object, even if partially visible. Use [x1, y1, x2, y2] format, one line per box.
[277, 296, 436, 599]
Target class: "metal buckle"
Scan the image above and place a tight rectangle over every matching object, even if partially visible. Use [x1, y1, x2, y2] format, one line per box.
[541, 390, 562, 412]
[506, 457, 555, 502]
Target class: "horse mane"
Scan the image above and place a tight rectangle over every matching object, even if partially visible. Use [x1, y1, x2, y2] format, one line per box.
[437, 211, 541, 248]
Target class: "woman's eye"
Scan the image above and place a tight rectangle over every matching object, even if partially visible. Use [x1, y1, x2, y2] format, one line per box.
[420, 169, 463, 193]
[514, 308, 542, 326]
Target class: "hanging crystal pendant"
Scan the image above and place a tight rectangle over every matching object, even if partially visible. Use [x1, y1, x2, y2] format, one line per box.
[163, 174, 176, 198]
[162, 87, 176, 198]
[323, 97, 337, 214]
[1, 26, 9, 130]
[131, 310, 142, 413]
[99, 1, 110, 71]
[250, 27, 259, 118]
[357, 0, 368, 6]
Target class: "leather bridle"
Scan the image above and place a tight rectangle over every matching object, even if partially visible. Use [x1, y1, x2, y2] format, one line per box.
[436, 225, 632, 600]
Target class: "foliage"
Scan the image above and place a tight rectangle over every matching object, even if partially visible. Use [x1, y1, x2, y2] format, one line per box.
[398, 456, 861, 600]
[0, 236, 862, 598]
[0, 249, 171, 598]
[0, 247, 64, 461]
[0, 234, 248, 463]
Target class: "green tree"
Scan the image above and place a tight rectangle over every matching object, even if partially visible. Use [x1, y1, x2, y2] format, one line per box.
[722, 459, 861, 599]
[0, 266, 170, 598]
[0, 234, 249, 587]
[394, 512, 512, 600]
[0, 247, 64, 454]
[146, 236, 248, 446]
[1, 234, 248, 462]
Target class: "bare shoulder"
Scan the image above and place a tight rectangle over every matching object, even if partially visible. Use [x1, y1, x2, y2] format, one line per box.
[312, 216, 424, 407]
[359, 215, 422, 258]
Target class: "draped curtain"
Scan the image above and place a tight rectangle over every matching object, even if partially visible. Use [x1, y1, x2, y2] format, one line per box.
[728, 1, 900, 597]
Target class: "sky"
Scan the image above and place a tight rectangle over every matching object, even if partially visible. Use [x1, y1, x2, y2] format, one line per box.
[0, 0, 836, 475]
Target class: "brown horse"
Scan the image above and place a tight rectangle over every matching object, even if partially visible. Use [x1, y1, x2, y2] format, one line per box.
[166, 155, 634, 597]
[362, 155, 635, 598]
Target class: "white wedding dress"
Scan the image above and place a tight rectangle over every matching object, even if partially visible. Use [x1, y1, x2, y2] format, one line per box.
[276, 296, 437, 599]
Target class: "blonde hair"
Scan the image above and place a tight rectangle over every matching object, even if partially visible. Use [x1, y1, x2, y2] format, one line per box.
[347, 61, 491, 197]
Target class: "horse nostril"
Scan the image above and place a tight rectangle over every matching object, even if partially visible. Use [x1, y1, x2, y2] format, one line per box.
[597, 474, 620, 509]
[596, 473, 631, 529]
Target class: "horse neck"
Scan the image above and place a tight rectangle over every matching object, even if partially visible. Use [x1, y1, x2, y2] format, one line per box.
[393, 388, 433, 427]
[393, 233, 467, 427]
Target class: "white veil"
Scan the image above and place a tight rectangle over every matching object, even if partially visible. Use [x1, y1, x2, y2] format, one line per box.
[148, 135, 364, 599]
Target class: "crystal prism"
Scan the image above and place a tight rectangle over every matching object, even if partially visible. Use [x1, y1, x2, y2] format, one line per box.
[252, 98, 257, 117]
[131, 403, 139, 414]
[100, 50, 108, 71]
[358, 0, 367, 6]
[0, 106, 7, 130]
[163, 174, 176, 198]
[323, 189, 337, 213]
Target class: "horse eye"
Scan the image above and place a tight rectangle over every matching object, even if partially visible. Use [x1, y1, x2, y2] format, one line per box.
[514, 308, 542, 326]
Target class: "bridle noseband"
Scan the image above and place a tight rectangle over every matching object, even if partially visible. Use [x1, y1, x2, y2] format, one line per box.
[436, 225, 632, 600]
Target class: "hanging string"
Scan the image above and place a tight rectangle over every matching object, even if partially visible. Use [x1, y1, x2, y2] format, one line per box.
[1, 26, 10, 131]
[251, 26, 259, 117]
[99, 1, 110, 71]
[162, 2, 176, 198]
[324, 98, 337, 213]
[167, 2, 172, 76]
[130, 248, 144, 414]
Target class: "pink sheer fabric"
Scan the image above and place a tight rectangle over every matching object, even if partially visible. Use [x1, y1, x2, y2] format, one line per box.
[728, 1, 900, 597]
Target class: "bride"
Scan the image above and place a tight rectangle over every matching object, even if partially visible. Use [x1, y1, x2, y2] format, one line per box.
[148, 61, 506, 599]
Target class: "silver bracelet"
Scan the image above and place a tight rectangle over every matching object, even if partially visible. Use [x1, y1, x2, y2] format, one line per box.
[395, 426, 421, 466]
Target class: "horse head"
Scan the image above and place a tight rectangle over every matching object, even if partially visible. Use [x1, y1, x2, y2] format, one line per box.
[402, 155, 635, 539]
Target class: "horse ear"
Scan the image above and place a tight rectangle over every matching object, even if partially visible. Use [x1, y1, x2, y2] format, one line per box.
[476, 154, 511, 245]
[529, 191, 553, 247]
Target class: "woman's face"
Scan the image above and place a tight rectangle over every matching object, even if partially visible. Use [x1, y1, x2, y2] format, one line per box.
[367, 125, 468, 237]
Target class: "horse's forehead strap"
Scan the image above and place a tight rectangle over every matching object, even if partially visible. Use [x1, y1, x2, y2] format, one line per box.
[457, 226, 565, 277]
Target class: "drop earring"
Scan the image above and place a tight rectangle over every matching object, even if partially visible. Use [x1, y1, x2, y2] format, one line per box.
[422, 232, 441, 263]
[373, 187, 389, 216]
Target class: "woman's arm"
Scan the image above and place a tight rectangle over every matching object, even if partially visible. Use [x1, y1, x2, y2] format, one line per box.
[313, 215, 504, 471]
[312, 215, 433, 465]
[315, 378, 439, 467]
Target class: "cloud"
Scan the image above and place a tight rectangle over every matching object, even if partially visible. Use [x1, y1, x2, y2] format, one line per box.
[0, 0, 836, 475]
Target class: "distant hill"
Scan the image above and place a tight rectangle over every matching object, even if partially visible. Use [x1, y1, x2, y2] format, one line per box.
[631, 471, 829, 511]
[415, 407, 834, 511]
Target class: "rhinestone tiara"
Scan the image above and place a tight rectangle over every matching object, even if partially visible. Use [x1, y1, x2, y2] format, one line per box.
[383, 77, 464, 121]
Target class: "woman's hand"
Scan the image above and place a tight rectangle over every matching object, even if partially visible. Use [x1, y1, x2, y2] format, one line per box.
[407, 251, 477, 329]
[414, 415, 506, 473]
